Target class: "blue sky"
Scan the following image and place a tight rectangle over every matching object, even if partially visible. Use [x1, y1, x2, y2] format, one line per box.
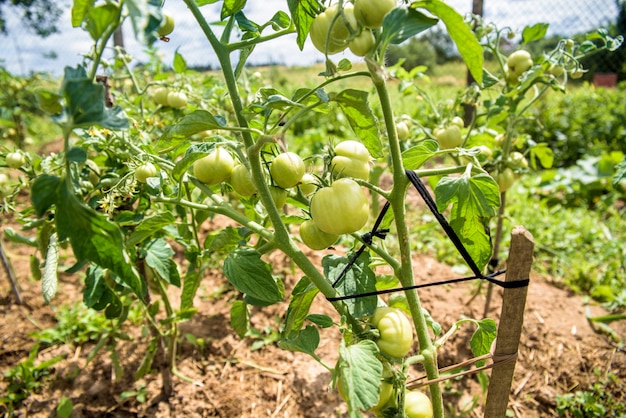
[0, 0, 619, 76]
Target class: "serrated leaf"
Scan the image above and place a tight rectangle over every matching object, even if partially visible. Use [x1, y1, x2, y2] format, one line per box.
[283, 277, 319, 337]
[180, 261, 201, 311]
[331, 89, 382, 158]
[522, 23, 549, 45]
[159, 110, 227, 145]
[381, 7, 438, 46]
[470, 318, 497, 366]
[145, 238, 181, 287]
[435, 172, 500, 270]
[278, 325, 320, 357]
[412, 0, 483, 86]
[323, 252, 377, 318]
[230, 300, 249, 338]
[287, 0, 318, 50]
[402, 140, 439, 170]
[204, 226, 243, 254]
[337, 340, 382, 414]
[42, 233, 59, 304]
[223, 248, 283, 304]
[127, 213, 176, 246]
[56, 181, 145, 300]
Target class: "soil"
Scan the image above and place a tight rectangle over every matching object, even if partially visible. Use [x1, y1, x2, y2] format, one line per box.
[1, 195, 625, 418]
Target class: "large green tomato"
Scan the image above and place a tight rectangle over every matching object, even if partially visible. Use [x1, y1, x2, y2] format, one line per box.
[5, 151, 26, 169]
[310, 178, 369, 235]
[354, 0, 397, 29]
[167, 91, 188, 108]
[151, 87, 170, 106]
[434, 125, 463, 149]
[270, 152, 306, 189]
[506, 50, 533, 84]
[349, 29, 375, 57]
[309, 3, 358, 55]
[404, 390, 433, 418]
[230, 164, 256, 196]
[299, 219, 339, 250]
[370, 307, 413, 358]
[158, 12, 175, 37]
[331, 140, 371, 180]
[135, 162, 158, 183]
[193, 148, 235, 185]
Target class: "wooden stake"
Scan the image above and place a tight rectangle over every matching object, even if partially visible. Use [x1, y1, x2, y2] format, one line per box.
[485, 226, 534, 417]
[0, 237, 22, 304]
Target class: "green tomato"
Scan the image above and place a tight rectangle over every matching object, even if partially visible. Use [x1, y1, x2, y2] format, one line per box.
[434, 125, 463, 149]
[193, 148, 235, 185]
[5, 151, 26, 169]
[371, 366, 394, 413]
[310, 178, 369, 235]
[451, 116, 465, 129]
[309, 3, 358, 55]
[85, 159, 101, 186]
[507, 151, 528, 169]
[269, 186, 288, 208]
[396, 121, 410, 141]
[158, 12, 175, 37]
[151, 87, 170, 106]
[135, 162, 158, 183]
[167, 91, 187, 108]
[230, 164, 256, 196]
[354, 0, 397, 29]
[349, 29, 375, 57]
[299, 173, 317, 196]
[506, 50, 533, 84]
[331, 140, 371, 180]
[299, 219, 339, 250]
[370, 307, 413, 358]
[548, 63, 565, 77]
[404, 390, 433, 418]
[570, 68, 585, 79]
[270, 152, 306, 189]
[335, 140, 370, 162]
[494, 167, 515, 192]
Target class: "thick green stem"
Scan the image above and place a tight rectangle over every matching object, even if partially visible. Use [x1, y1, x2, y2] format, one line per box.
[367, 58, 444, 418]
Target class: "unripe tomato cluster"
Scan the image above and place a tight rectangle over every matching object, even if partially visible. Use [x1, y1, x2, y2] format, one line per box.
[506, 50, 534, 85]
[5, 151, 27, 169]
[151, 87, 188, 108]
[309, 0, 397, 57]
[434, 117, 464, 150]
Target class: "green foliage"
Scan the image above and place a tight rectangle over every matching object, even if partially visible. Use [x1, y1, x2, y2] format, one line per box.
[556, 369, 626, 417]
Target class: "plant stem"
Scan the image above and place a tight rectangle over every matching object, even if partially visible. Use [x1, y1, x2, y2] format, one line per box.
[366, 58, 444, 418]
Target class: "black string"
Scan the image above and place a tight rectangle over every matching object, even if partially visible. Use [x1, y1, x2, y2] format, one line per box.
[327, 270, 529, 302]
[326, 170, 529, 301]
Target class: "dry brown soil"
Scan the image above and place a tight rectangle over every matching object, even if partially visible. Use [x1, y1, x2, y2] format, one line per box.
[1, 201, 625, 418]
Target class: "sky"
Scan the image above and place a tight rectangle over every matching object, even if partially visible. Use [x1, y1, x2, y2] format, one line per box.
[0, 0, 619, 76]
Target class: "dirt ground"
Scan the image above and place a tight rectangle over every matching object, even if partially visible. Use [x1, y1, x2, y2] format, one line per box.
[1, 203, 625, 417]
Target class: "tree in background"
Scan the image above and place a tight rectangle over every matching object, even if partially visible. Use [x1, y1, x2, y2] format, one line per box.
[0, 0, 63, 37]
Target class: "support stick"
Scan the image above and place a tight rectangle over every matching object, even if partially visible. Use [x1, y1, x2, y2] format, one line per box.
[0, 237, 23, 304]
[485, 226, 533, 417]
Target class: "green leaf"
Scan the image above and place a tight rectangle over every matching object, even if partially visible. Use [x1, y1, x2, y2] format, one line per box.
[36, 89, 63, 114]
[337, 340, 382, 415]
[72, 0, 96, 27]
[204, 226, 243, 255]
[381, 7, 438, 45]
[31, 174, 61, 217]
[3, 227, 38, 247]
[127, 213, 176, 246]
[180, 261, 201, 311]
[56, 397, 74, 418]
[56, 181, 145, 300]
[413, 0, 483, 86]
[144, 238, 181, 287]
[172, 141, 224, 181]
[323, 252, 377, 318]
[85, 3, 121, 41]
[125, 0, 162, 46]
[83, 265, 118, 312]
[42, 233, 59, 304]
[522, 23, 549, 45]
[287, 0, 318, 50]
[278, 325, 320, 357]
[470, 318, 497, 366]
[159, 110, 227, 145]
[223, 248, 283, 304]
[173, 49, 188, 74]
[530, 143, 554, 169]
[306, 314, 334, 328]
[230, 300, 249, 338]
[283, 277, 319, 337]
[221, 0, 247, 20]
[435, 172, 500, 270]
[134, 338, 158, 380]
[402, 140, 439, 170]
[331, 89, 382, 158]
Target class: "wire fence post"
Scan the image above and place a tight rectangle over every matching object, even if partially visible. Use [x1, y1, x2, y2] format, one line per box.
[485, 226, 534, 417]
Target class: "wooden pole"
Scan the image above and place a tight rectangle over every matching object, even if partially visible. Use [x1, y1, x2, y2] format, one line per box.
[0, 238, 22, 304]
[485, 226, 534, 417]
